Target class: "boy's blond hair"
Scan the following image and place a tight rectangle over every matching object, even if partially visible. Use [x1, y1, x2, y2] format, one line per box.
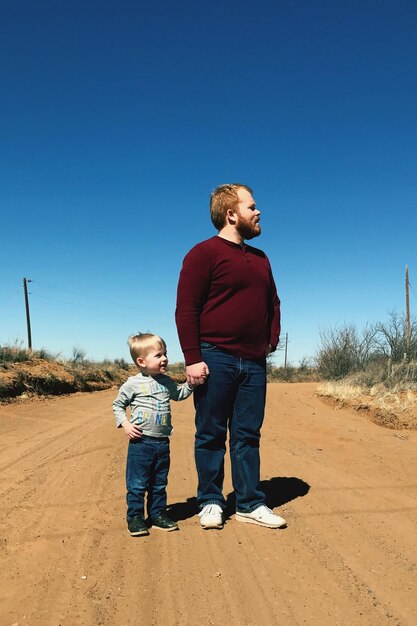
[210, 183, 253, 230]
[128, 333, 166, 364]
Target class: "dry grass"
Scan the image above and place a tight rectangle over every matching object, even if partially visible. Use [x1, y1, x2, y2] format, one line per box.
[317, 381, 417, 429]
[370, 384, 417, 413]
[317, 381, 366, 402]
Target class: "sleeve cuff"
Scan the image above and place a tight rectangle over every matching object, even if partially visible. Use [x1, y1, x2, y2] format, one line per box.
[184, 348, 203, 366]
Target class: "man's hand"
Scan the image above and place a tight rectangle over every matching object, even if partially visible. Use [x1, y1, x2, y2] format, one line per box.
[266, 344, 273, 356]
[121, 420, 143, 440]
[186, 362, 210, 386]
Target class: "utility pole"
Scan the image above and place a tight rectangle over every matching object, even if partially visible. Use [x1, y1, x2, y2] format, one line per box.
[405, 265, 410, 361]
[23, 277, 32, 351]
[284, 332, 288, 369]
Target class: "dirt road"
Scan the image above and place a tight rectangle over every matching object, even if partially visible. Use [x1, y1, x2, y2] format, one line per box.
[1, 383, 416, 625]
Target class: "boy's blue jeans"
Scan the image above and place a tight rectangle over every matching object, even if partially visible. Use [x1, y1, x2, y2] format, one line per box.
[194, 343, 267, 513]
[126, 435, 170, 521]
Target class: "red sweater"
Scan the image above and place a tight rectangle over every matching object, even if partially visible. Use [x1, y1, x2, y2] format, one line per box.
[175, 236, 281, 365]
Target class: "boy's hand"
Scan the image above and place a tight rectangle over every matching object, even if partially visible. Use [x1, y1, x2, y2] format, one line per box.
[186, 362, 209, 386]
[121, 420, 143, 440]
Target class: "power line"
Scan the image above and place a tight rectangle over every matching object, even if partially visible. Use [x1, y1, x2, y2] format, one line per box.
[30, 292, 172, 322]
[31, 279, 167, 317]
[32, 279, 132, 309]
[0, 290, 21, 310]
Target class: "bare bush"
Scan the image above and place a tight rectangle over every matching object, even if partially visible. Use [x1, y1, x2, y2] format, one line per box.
[298, 356, 313, 370]
[374, 311, 417, 362]
[316, 313, 417, 385]
[316, 324, 376, 379]
[71, 346, 86, 363]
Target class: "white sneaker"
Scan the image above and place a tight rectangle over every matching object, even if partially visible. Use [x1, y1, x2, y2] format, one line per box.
[236, 505, 286, 528]
[198, 504, 224, 529]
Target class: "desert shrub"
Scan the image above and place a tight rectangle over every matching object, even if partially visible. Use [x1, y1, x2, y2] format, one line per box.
[268, 364, 320, 383]
[35, 348, 56, 361]
[316, 325, 361, 379]
[316, 323, 378, 380]
[71, 346, 86, 363]
[0, 344, 30, 364]
[316, 315, 417, 387]
[374, 312, 417, 362]
[68, 365, 99, 383]
[268, 364, 297, 382]
[101, 365, 124, 381]
[298, 356, 313, 371]
[103, 368, 117, 381]
[68, 370, 91, 391]
[346, 358, 390, 387]
[113, 357, 130, 370]
[68, 367, 106, 391]
[316, 312, 417, 381]
[0, 344, 57, 366]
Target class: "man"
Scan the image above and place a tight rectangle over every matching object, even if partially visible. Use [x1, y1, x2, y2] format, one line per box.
[175, 183, 286, 530]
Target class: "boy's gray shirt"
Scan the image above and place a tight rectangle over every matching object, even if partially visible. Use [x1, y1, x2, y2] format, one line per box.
[112, 372, 193, 437]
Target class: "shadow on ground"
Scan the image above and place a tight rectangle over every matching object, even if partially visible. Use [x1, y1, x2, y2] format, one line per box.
[168, 476, 310, 522]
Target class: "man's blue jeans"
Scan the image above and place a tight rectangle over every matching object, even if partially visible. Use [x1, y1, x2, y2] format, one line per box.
[126, 435, 170, 521]
[194, 343, 267, 513]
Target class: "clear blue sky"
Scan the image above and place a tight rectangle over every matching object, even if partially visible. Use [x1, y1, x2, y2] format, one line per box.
[1, 0, 416, 365]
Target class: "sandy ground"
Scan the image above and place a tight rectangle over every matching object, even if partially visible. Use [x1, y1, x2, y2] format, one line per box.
[1, 382, 416, 626]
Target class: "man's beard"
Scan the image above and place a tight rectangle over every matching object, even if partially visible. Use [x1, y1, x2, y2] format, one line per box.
[236, 218, 261, 241]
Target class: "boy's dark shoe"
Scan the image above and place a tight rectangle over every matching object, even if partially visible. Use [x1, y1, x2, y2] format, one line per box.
[128, 514, 149, 536]
[151, 512, 179, 532]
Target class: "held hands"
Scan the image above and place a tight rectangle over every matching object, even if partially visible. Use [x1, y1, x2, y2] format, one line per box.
[122, 420, 143, 440]
[186, 361, 210, 386]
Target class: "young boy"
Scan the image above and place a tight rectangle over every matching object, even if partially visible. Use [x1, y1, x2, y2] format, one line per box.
[113, 333, 193, 536]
